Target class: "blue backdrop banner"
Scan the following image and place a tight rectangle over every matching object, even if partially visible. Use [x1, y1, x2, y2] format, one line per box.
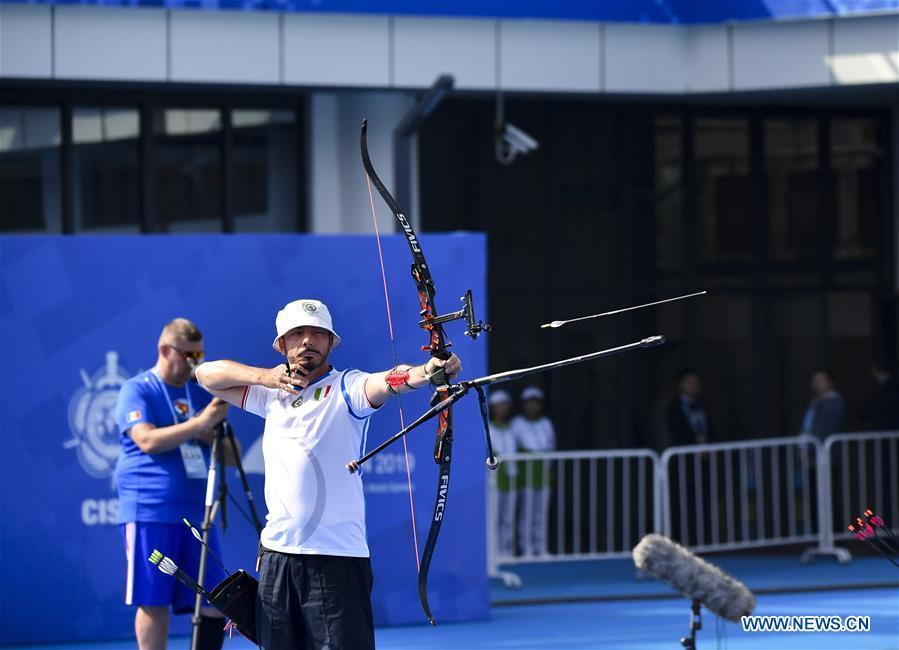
[0, 233, 489, 646]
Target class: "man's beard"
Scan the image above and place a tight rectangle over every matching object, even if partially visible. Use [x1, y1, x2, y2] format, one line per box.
[294, 348, 327, 372]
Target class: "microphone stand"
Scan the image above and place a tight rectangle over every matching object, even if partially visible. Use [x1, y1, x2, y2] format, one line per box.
[680, 598, 702, 649]
[190, 422, 263, 650]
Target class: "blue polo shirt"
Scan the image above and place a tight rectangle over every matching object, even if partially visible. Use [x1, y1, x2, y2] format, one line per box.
[114, 369, 213, 524]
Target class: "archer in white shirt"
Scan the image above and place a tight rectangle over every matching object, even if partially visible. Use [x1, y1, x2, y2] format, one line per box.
[195, 299, 460, 650]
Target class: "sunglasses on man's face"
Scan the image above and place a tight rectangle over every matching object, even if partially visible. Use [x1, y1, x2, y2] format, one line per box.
[166, 345, 204, 364]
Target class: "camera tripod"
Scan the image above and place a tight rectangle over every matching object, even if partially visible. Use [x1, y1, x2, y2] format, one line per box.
[190, 421, 263, 650]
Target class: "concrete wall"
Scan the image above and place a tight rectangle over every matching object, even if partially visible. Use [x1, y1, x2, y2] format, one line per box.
[2, 5, 897, 93]
[308, 91, 416, 234]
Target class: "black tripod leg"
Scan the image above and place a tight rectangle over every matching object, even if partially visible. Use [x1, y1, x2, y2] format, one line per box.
[195, 615, 226, 650]
[217, 429, 228, 531]
[192, 432, 221, 650]
[224, 422, 263, 534]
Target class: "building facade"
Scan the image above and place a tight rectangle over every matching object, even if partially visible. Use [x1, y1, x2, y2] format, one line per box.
[2, 1, 897, 446]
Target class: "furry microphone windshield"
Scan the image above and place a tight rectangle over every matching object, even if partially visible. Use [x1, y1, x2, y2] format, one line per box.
[633, 533, 756, 622]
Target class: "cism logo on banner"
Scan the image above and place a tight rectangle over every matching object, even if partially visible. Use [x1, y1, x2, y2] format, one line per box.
[64, 350, 130, 525]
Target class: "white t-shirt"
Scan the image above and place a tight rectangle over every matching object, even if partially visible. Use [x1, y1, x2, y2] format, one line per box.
[490, 421, 518, 456]
[240, 367, 378, 557]
[511, 415, 556, 452]
[490, 420, 519, 478]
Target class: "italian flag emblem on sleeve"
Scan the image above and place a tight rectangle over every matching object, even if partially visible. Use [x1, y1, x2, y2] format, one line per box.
[313, 385, 333, 401]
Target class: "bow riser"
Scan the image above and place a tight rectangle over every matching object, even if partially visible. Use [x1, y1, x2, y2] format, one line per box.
[433, 393, 451, 463]
[411, 268, 451, 359]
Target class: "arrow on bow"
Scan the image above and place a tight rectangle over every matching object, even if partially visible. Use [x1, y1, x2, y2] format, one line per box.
[540, 291, 707, 329]
[356, 119, 493, 625]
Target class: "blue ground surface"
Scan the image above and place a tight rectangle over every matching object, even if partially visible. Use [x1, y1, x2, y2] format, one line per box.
[6, 555, 897, 649]
[490, 553, 899, 603]
[7, 587, 897, 650]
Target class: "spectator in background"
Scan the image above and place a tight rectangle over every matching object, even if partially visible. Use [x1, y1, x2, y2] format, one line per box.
[864, 356, 899, 431]
[666, 369, 713, 446]
[513, 386, 555, 557]
[799, 369, 845, 440]
[488, 390, 518, 557]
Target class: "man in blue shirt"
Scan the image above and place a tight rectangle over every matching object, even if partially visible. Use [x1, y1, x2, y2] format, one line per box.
[115, 318, 236, 650]
[799, 369, 845, 440]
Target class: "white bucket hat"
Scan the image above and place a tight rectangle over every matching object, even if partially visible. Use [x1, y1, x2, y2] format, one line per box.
[521, 386, 544, 401]
[272, 299, 341, 354]
[488, 389, 512, 406]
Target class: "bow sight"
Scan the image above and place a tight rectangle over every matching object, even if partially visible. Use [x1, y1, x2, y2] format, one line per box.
[420, 289, 491, 340]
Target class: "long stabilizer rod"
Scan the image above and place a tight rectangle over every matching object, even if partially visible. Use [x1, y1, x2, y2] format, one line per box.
[346, 335, 665, 472]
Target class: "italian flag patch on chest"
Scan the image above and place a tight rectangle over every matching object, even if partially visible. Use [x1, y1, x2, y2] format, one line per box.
[312, 385, 333, 401]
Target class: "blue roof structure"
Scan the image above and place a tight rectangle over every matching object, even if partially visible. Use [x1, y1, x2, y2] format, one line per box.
[4, 0, 898, 23]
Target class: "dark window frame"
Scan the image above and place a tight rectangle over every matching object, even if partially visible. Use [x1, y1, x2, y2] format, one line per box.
[0, 81, 309, 234]
[418, 96, 895, 445]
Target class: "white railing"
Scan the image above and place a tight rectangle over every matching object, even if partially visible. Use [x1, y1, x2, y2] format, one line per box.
[487, 449, 662, 586]
[487, 431, 898, 587]
[820, 431, 899, 544]
[660, 436, 825, 554]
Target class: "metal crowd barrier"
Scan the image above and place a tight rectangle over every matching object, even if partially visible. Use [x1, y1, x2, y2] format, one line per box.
[487, 432, 898, 587]
[811, 431, 899, 558]
[487, 449, 661, 587]
[659, 435, 826, 554]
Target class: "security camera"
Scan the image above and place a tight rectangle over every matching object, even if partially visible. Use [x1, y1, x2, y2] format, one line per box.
[504, 124, 539, 155]
[495, 122, 539, 165]
[494, 90, 539, 165]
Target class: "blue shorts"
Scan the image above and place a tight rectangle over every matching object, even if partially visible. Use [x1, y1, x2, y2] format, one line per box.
[122, 521, 228, 614]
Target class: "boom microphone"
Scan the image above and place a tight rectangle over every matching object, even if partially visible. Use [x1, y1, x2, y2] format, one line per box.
[633, 534, 755, 622]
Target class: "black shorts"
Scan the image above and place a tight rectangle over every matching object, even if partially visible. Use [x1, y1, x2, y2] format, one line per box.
[255, 549, 375, 650]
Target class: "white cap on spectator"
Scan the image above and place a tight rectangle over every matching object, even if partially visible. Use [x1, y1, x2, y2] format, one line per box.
[488, 389, 512, 406]
[272, 299, 341, 353]
[521, 386, 544, 401]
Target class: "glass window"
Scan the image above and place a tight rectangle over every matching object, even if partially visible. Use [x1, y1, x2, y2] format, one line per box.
[654, 115, 683, 275]
[694, 118, 751, 266]
[638, 298, 688, 451]
[765, 118, 820, 264]
[768, 293, 874, 435]
[232, 109, 299, 232]
[768, 296, 821, 436]
[154, 108, 222, 232]
[547, 107, 618, 288]
[830, 118, 880, 262]
[73, 107, 140, 232]
[828, 292, 874, 432]
[0, 107, 62, 233]
[694, 293, 754, 439]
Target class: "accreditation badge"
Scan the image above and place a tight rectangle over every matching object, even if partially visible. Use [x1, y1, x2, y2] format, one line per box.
[180, 441, 208, 479]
